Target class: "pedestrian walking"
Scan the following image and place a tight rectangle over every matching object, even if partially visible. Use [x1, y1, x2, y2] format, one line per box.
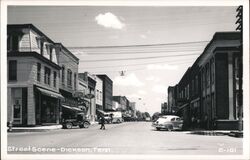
[110, 113, 113, 124]
[100, 116, 106, 130]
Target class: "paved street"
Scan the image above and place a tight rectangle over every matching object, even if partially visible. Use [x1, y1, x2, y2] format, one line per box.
[8, 122, 242, 155]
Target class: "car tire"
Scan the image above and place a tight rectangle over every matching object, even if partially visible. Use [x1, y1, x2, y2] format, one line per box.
[65, 122, 73, 129]
[79, 124, 84, 128]
[83, 122, 90, 128]
[168, 125, 173, 131]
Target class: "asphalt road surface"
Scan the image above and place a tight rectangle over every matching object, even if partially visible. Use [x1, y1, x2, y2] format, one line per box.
[7, 122, 243, 155]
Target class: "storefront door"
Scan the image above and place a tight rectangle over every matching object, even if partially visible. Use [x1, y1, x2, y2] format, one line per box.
[41, 96, 57, 123]
[13, 98, 22, 124]
[12, 88, 23, 125]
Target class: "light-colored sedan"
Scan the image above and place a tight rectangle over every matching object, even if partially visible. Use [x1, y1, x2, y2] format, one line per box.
[152, 115, 183, 131]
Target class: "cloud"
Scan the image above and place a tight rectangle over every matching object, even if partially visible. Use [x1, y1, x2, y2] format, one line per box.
[147, 64, 178, 70]
[95, 12, 125, 29]
[145, 76, 161, 82]
[140, 34, 147, 39]
[152, 84, 168, 94]
[127, 94, 141, 99]
[147, 30, 152, 34]
[138, 90, 147, 95]
[109, 35, 119, 39]
[114, 73, 144, 87]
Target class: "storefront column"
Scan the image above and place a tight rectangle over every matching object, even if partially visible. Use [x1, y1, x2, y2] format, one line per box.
[7, 88, 13, 123]
[27, 86, 36, 125]
[228, 52, 234, 120]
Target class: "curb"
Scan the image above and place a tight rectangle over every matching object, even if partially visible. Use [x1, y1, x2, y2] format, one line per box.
[228, 131, 243, 138]
[8, 125, 63, 133]
[190, 131, 229, 136]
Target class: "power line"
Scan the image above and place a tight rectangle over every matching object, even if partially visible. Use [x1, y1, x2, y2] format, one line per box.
[74, 49, 204, 56]
[81, 58, 196, 69]
[79, 53, 200, 62]
[88, 61, 193, 74]
[66, 40, 209, 49]
[13, 59, 195, 71]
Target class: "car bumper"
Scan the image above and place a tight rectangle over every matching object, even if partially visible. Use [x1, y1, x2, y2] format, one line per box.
[152, 124, 168, 129]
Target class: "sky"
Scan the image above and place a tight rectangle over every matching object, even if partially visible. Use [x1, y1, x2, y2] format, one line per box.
[8, 6, 237, 115]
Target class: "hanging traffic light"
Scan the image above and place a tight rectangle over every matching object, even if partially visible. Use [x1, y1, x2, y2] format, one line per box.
[235, 6, 243, 32]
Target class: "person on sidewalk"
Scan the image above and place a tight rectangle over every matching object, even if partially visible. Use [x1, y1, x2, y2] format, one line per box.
[100, 116, 106, 130]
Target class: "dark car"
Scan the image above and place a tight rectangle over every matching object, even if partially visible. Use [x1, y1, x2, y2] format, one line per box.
[62, 113, 90, 129]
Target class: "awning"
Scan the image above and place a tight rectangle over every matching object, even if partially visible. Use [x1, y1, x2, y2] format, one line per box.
[37, 87, 64, 99]
[96, 109, 106, 115]
[179, 103, 189, 110]
[62, 104, 83, 112]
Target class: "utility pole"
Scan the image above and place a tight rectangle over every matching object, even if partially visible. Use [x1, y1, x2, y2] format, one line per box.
[235, 5, 243, 131]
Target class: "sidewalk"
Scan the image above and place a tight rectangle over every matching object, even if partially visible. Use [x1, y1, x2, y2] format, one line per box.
[9, 125, 62, 132]
[189, 130, 243, 137]
[8, 121, 100, 132]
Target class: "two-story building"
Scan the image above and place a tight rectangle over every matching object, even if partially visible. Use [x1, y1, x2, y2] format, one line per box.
[97, 75, 113, 111]
[95, 76, 103, 111]
[79, 72, 97, 122]
[56, 43, 80, 121]
[170, 32, 242, 130]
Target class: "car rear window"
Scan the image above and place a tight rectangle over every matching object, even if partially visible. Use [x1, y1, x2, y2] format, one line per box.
[170, 118, 175, 121]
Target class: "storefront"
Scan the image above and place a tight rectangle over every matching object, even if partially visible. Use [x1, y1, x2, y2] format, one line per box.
[10, 87, 28, 126]
[35, 86, 63, 125]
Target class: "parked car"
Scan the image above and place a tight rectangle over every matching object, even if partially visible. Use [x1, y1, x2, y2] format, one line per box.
[108, 111, 123, 123]
[152, 115, 183, 131]
[145, 117, 151, 122]
[62, 113, 90, 129]
[103, 114, 112, 124]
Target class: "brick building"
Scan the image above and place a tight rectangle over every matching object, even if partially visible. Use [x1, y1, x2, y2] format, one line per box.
[97, 75, 113, 111]
[113, 96, 129, 112]
[78, 72, 97, 122]
[56, 43, 80, 121]
[7, 24, 63, 126]
[172, 32, 242, 130]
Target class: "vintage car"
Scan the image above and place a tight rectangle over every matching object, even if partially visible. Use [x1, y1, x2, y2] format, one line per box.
[62, 113, 90, 129]
[152, 115, 183, 131]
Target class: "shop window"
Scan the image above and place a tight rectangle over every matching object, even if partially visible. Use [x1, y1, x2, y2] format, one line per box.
[44, 67, 51, 85]
[53, 71, 57, 88]
[9, 60, 17, 81]
[37, 63, 41, 82]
